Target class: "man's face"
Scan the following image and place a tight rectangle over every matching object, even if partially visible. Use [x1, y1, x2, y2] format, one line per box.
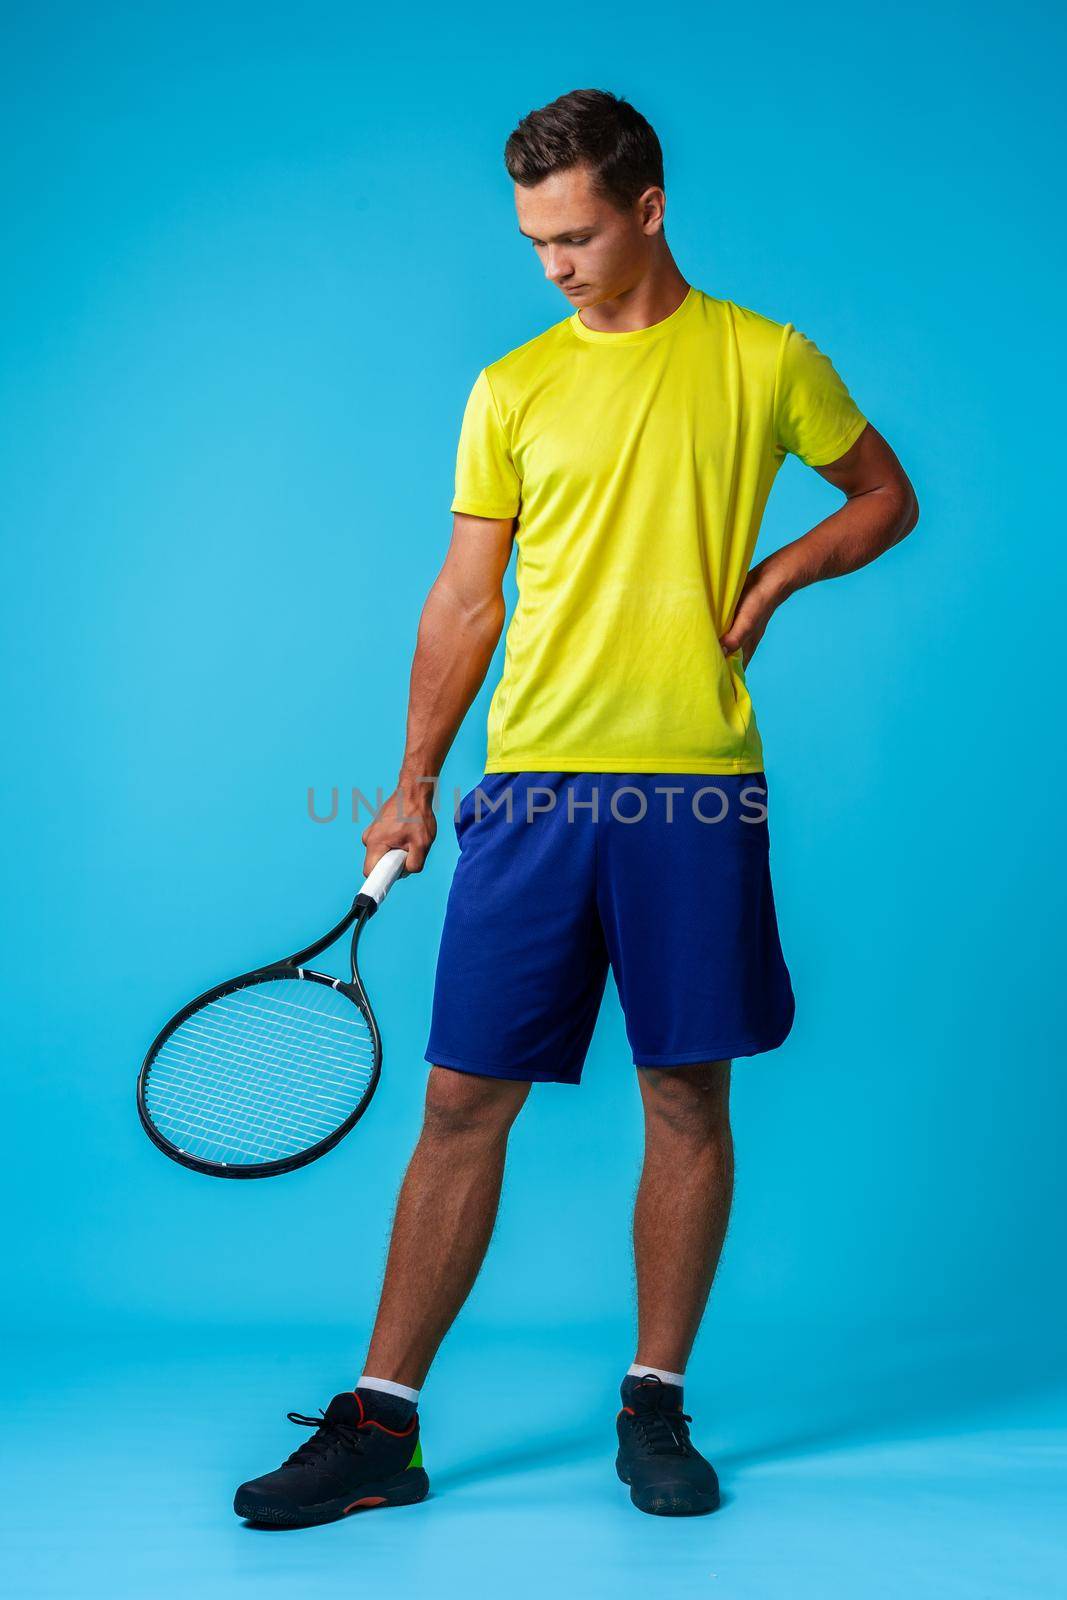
[515, 164, 661, 309]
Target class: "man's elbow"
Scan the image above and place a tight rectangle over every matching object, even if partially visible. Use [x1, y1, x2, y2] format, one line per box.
[433, 574, 506, 640]
[458, 583, 506, 638]
[892, 475, 920, 544]
[474, 589, 507, 643]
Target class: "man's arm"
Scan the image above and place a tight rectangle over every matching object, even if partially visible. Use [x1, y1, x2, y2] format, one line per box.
[362, 511, 514, 874]
[720, 424, 919, 663]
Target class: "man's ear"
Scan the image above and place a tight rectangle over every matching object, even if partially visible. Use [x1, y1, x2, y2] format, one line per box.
[638, 187, 666, 235]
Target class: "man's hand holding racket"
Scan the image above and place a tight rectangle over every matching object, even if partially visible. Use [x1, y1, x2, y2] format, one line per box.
[362, 779, 437, 877]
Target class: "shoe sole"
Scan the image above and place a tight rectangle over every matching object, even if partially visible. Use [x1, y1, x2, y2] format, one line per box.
[616, 1459, 719, 1517]
[235, 1467, 430, 1527]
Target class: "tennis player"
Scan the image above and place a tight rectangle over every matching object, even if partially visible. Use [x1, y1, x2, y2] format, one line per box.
[235, 88, 918, 1524]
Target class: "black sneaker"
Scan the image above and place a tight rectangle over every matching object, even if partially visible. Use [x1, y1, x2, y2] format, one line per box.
[616, 1374, 720, 1516]
[234, 1391, 429, 1527]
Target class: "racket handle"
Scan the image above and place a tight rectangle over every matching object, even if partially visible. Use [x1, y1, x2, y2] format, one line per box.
[355, 848, 408, 913]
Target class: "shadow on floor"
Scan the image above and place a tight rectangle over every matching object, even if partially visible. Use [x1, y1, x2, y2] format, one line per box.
[430, 1426, 603, 1490]
[715, 1330, 1067, 1470]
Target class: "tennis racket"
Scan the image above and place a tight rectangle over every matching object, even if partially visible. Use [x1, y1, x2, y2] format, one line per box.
[137, 849, 408, 1179]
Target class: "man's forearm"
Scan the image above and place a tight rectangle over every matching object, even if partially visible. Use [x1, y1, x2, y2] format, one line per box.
[757, 477, 918, 605]
[396, 578, 506, 798]
[721, 425, 919, 662]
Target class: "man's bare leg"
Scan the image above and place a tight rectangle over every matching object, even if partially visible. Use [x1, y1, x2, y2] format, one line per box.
[632, 1060, 734, 1372]
[233, 1067, 526, 1524]
[362, 1065, 530, 1387]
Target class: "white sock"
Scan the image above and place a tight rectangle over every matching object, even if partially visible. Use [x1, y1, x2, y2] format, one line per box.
[356, 1374, 421, 1404]
[627, 1362, 685, 1388]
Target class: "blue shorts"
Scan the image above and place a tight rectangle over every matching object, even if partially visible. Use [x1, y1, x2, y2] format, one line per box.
[425, 773, 795, 1084]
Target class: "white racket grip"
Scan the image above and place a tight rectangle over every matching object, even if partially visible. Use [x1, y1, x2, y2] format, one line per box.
[357, 847, 407, 908]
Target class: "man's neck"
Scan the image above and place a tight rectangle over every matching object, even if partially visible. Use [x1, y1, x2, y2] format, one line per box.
[576, 263, 691, 335]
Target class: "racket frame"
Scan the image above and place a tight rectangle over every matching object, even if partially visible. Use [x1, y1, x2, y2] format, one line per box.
[137, 887, 385, 1180]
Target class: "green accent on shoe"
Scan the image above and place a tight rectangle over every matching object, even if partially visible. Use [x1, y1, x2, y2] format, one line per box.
[406, 1440, 423, 1470]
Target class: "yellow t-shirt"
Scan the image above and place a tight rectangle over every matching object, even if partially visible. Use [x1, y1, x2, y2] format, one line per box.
[451, 286, 866, 774]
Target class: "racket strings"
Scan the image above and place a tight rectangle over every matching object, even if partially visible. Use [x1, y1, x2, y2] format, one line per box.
[148, 1040, 370, 1157]
[161, 1006, 374, 1086]
[144, 976, 376, 1167]
[146, 1065, 354, 1146]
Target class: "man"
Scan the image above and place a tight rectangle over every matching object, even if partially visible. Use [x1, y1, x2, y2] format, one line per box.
[234, 88, 918, 1525]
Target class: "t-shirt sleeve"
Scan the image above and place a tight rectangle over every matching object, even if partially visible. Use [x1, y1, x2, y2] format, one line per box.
[450, 368, 521, 519]
[773, 325, 867, 467]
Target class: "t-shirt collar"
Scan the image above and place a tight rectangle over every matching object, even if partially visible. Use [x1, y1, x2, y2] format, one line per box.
[569, 285, 697, 346]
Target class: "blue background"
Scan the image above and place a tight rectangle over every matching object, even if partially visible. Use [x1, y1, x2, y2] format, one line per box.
[3, 2, 1065, 1594]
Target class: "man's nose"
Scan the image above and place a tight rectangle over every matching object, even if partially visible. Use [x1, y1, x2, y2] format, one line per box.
[543, 249, 572, 284]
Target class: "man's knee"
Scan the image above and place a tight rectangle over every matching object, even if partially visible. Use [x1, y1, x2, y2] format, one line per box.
[422, 1065, 530, 1142]
[639, 1060, 731, 1140]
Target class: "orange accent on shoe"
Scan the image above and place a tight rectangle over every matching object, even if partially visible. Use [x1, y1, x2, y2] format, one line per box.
[347, 1390, 418, 1437]
[344, 1496, 387, 1511]
[619, 1406, 635, 1416]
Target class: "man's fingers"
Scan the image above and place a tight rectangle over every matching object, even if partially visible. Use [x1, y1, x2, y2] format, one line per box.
[362, 839, 430, 879]
[362, 843, 399, 877]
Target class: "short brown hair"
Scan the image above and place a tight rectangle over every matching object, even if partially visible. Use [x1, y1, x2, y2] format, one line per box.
[504, 89, 664, 210]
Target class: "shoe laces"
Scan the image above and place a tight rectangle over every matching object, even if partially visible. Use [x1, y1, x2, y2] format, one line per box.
[625, 1378, 694, 1456]
[282, 1410, 366, 1468]
[632, 1405, 694, 1456]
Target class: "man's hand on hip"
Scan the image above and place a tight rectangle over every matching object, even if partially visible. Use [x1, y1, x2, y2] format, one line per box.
[719, 561, 787, 667]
